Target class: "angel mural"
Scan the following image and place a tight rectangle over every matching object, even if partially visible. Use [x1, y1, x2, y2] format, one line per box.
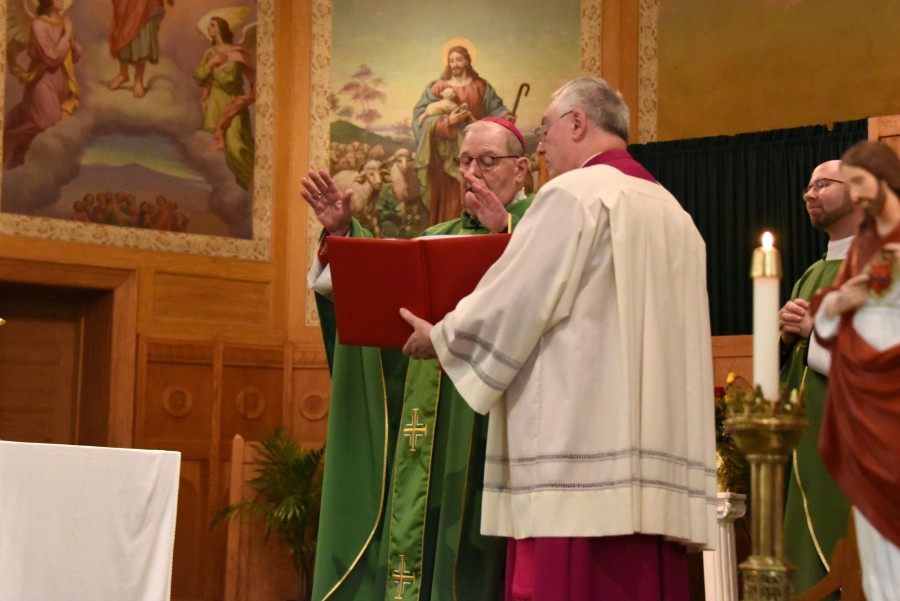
[3, 0, 81, 168]
[107, 0, 174, 98]
[193, 8, 256, 191]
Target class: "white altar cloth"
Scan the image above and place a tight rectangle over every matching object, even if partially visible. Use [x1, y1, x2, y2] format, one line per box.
[0, 441, 180, 601]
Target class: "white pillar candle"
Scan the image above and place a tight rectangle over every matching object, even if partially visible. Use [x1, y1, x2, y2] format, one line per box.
[751, 232, 782, 400]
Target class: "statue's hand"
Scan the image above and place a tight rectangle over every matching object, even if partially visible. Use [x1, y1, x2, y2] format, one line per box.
[300, 169, 353, 237]
[826, 273, 870, 319]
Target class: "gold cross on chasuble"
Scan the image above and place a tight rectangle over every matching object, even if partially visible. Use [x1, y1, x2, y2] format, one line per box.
[403, 408, 427, 452]
[391, 554, 416, 599]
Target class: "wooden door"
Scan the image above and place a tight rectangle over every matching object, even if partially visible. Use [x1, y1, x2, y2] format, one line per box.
[0, 286, 82, 444]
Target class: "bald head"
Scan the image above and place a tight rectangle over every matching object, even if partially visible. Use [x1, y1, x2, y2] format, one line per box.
[803, 160, 862, 240]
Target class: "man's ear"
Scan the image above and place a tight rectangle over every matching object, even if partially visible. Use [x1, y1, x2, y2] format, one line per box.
[514, 157, 530, 184]
[570, 110, 589, 141]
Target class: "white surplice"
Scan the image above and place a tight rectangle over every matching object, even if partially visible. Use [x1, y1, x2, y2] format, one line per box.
[431, 163, 717, 548]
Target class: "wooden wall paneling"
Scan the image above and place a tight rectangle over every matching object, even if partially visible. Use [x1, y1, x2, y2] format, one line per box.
[283, 344, 295, 438]
[107, 270, 138, 447]
[869, 115, 900, 158]
[152, 272, 274, 327]
[601, 0, 640, 143]
[207, 339, 225, 572]
[172, 459, 209, 600]
[223, 435, 245, 601]
[869, 115, 900, 141]
[711, 335, 753, 390]
[138, 337, 222, 601]
[220, 344, 285, 448]
[72, 300, 86, 442]
[137, 339, 216, 454]
[291, 346, 330, 449]
[285, 0, 317, 345]
[78, 290, 113, 447]
[224, 434, 298, 601]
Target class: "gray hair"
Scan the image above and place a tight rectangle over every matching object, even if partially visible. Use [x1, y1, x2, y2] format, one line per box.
[551, 77, 630, 143]
[463, 120, 526, 157]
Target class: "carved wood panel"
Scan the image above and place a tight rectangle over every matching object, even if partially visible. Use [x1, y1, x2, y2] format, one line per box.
[139, 341, 216, 451]
[291, 346, 331, 449]
[136, 337, 330, 601]
[221, 346, 285, 444]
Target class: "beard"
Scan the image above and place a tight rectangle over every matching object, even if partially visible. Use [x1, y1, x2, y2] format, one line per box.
[809, 196, 855, 230]
[859, 181, 888, 218]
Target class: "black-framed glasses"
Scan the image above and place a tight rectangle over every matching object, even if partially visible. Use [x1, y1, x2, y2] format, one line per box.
[532, 110, 574, 142]
[802, 178, 844, 198]
[453, 155, 518, 170]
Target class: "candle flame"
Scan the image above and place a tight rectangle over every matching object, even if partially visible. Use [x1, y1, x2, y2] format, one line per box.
[762, 232, 773, 251]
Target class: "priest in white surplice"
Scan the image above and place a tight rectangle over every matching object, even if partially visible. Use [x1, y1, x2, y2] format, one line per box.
[401, 77, 717, 601]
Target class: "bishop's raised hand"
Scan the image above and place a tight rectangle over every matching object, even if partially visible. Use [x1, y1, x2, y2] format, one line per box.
[301, 169, 353, 237]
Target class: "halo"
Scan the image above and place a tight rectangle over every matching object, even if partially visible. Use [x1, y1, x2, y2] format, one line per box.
[25, 0, 74, 18]
[197, 6, 250, 42]
[440, 37, 478, 68]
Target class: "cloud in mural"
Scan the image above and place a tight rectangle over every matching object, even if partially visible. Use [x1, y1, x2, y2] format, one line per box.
[2, 42, 253, 238]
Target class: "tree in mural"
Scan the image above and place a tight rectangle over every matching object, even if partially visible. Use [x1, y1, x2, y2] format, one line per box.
[338, 64, 386, 131]
[392, 118, 413, 142]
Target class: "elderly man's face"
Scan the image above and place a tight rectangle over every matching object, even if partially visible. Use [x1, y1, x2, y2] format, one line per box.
[804, 161, 853, 231]
[537, 100, 576, 180]
[458, 125, 525, 210]
[448, 52, 468, 78]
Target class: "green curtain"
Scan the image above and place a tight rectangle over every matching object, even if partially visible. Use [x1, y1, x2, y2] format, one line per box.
[628, 119, 868, 336]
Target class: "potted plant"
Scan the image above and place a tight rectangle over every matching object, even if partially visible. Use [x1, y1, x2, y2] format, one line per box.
[213, 427, 324, 601]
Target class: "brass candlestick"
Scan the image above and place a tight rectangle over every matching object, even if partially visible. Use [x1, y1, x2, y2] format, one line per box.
[725, 384, 807, 600]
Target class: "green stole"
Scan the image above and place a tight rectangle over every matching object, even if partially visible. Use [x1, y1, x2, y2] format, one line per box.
[313, 219, 410, 601]
[384, 197, 533, 601]
[781, 256, 851, 598]
[312, 197, 532, 601]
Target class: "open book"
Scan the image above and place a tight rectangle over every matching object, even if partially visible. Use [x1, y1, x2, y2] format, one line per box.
[328, 234, 511, 348]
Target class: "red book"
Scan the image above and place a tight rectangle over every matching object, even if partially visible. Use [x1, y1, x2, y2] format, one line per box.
[327, 235, 511, 348]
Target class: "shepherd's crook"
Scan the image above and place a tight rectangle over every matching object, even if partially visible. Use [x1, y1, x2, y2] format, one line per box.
[510, 83, 530, 117]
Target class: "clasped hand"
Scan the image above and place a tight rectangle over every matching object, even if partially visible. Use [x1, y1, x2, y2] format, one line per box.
[779, 298, 812, 343]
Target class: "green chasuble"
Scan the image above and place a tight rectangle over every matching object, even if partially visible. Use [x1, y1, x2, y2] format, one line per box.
[312, 196, 533, 601]
[782, 256, 851, 598]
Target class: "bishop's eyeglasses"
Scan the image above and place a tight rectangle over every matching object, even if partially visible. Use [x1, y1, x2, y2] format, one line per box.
[453, 155, 518, 171]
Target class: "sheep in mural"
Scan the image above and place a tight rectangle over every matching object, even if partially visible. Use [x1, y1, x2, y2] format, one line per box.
[416, 88, 472, 127]
[387, 148, 421, 226]
[332, 159, 388, 236]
